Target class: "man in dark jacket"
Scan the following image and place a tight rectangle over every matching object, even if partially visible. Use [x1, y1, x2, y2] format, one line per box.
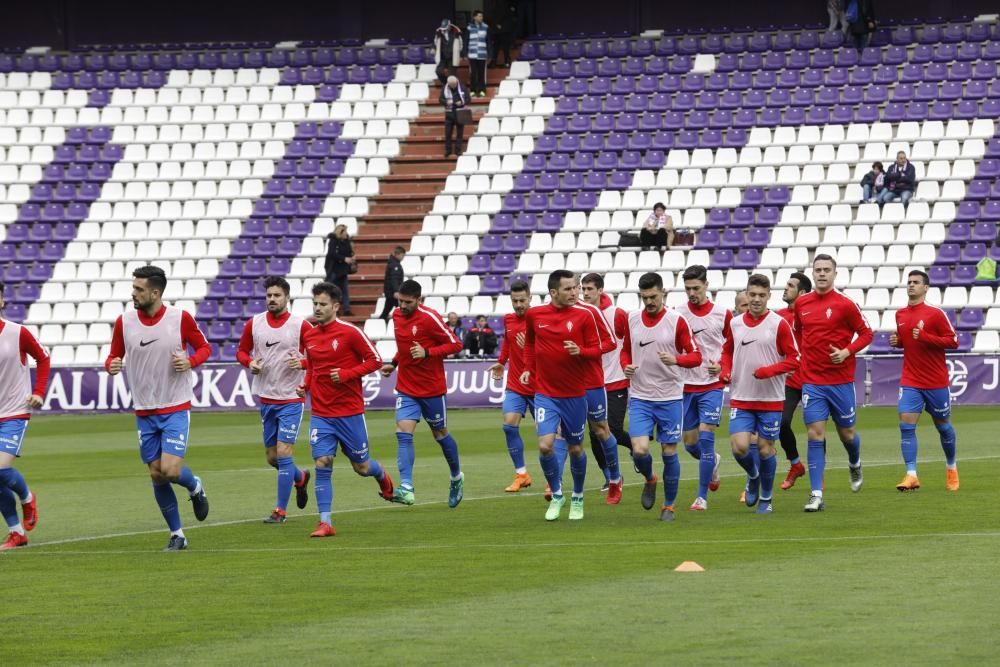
[878, 151, 916, 206]
[490, 5, 517, 68]
[846, 0, 876, 53]
[463, 315, 498, 357]
[439, 75, 470, 157]
[378, 246, 407, 321]
[324, 223, 356, 315]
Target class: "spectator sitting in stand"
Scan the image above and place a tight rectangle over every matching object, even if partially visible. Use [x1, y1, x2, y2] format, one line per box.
[860, 161, 885, 203]
[877, 151, 916, 206]
[463, 315, 498, 357]
[446, 312, 467, 341]
[639, 202, 674, 250]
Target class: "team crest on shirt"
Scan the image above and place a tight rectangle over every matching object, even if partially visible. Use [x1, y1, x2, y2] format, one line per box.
[825, 308, 832, 319]
[411, 325, 418, 336]
[566, 321, 573, 332]
[918, 319, 925, 329]
[332, 339, 339, 351]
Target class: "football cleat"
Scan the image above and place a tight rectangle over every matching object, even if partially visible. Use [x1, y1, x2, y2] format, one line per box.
[659, 505, 675, 522]
[378, 472, 395, 501]
[946, 468, 960, 492]
[505, 472, 532, 493]
[756, 501, 773, 514]
[803, 493, 825, 512]
[600, 481, 610, 492]
[0, 531, 27, 550]
[391, 487, 415, 506]
[689, 497, 707, 511]
[189, 477, 209, 521]
[641, 475, 659, 510]
[310, 522, 335, 538]
[780, 462, 806, 490]
[708, 453, 722, 492]
[295, 469, 311, 510]
[164, 534, 188, 551]
[745, 476, 760, 507]
[606, 480, 622, 505]
[263, 508, 287, 523]
[568, 497, 584, 521]
[21, 492, 37, 531]
[545, 495, 565, 521]
[849, 464, 864, 493]
[447, 473, 464, 508]
[895, 474, 921, 492]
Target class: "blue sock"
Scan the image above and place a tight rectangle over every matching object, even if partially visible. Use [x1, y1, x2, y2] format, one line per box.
[315, 466, 333, 524]
[0, 467, 29, 500]
[174, 465, 198, 493]
[601, 434, 620, 481]
[554, 437, 568, 479]
[276, 456, 296, 511]
[502, 423, 526, 470]
[936, 422, 957, 466]
[570, 450, 587, 496]
[633, 452, 654, 480]
[662, 453, 680, 506]
[294, 465, 305, 486]
[540, 451, 562, 496]
[750, 442, 760, 470]
[900, 423, 918, 474]
[683, 442, 701, 460]
[366, 458, 385, 480]
[734, 451, 758, 477]
[435, 433, 462, 478]
[0, 488, 19, 528]
[843, 433, 861, 467]
[602, 466, 611, 483]
[760, 454, 777, 501]
[807, 439, 826, 493]
[152, 481, 182, 532]
[396, 432, 415, 490]
[697, 431, 715, 498]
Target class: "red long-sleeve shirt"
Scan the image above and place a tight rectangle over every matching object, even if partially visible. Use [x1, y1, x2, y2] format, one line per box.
[576, 299, 618, 390]
[391, 305, 463, 398]
[720, 311, 800, 411]
[619, 308, 702, 369]
[104, 306, 212, 416]
[524, 302, 604, 398]
[792, 289, 873, 386]
[892, 301, 958, 389]
[0, 321, 51, 422]
[302, 319, 382, 417]
[236, 311, 313, 404]
[777, 307, 803, 390]
[498, 312, 533, 395]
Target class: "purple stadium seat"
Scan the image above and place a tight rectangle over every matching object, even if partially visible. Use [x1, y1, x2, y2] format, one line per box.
[958, 307, 985, 329]
[742, 187, 765, 207]
[468, 254, 491, 275]
[710, 249, 734, 269]
[746, 227, 770, 247]
[947, 220, 973, 238]
[952, 266, 977, 287]
[937, 243, 961, 264]
[983, 201, 1000, 222]
[492, 254, 516, 274]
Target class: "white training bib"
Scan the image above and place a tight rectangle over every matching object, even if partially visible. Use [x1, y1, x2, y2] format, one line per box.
[250, 312, 306, 401]
[601, 303, 627, 387]
[729, 311, 789, 404]
[0, 321, 32, 419]
[681, 301, 727, 386]
[122, 307, 193, 411]
[627, 308, 687, 401]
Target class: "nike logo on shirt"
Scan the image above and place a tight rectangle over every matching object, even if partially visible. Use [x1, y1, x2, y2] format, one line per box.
[740, 340, 756, 346]
[265, 341, 279, 348]
[691, 328, 706, 335]
[139, 339, 158, 347]
[638, 341, 654, 347]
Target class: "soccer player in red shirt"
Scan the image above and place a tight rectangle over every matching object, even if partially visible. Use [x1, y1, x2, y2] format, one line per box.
[719, 274, 800, 514]
[379, 280, 464, 507]
[297, 282, 392, 537]
[0, 282, 50, 550]
[793, 254, 873, 512]
[106, 265, 212, 551]
[237, 276, 314, 523]
[889, 270, 960, 492]
[522, 270, 606, 521]
[775, 272, 812, 490]
[488, 280, 535, 492]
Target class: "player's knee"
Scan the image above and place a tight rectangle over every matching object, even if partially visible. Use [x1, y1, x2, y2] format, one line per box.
[314, 456, 333, 469]
[350, 460, 369, 475]
[431, 428, 449, 440]
[275, 442, 294, 458]
[934, 421, 953, 434]
[265, 448, 278, 468]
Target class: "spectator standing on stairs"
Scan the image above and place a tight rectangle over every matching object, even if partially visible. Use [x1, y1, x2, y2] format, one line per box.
[440, 75, 470, 158]
[324, 224, 356, 316]
[433, 19, 463, 84]
[845, 0, 877, 53]
[465, 10, 490, 97]
[378, 246, 407, 321]
[490, 5, 517, 69]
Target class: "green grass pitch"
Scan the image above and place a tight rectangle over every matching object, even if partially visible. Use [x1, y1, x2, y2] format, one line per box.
[4, 406, 1000, 664]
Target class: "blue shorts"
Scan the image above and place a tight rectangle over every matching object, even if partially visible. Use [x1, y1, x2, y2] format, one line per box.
[0, 419, 29, 458]
[535, 393, 587, 445]
[682, 388, 724, 430]
[898, 386, 951, 421]
[629, 397, 683, 444]
[395, 393, 447, 431]
[802, 383, 857, 428]
[729, 408, 782, 440]
[502, 390, 535, 418]
[136, 411, 191, 464]
[309, 414, 371, 463]
[585, 387, 608, 422]
[260, 402, 304, 447]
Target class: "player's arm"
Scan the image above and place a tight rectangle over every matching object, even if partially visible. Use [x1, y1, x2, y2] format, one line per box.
[673, 317, 702, 368]
[722, 308, 733, 339]
[424, 313, 464, 357]
[620, 322, 633, 370]
[845, 302, 874, 355]
[522, 311, 536, 381]
[613, 308, 628, 340]
[889, 315, 903, 348]
[918, 311, 959, 349]
[299, 346, 313, 397]
[20, 326, 50, 404]
[104, 315, 125, 374]
[336, 329, 383, 382]
[179, 311, 213, 368]
[297, 320, 313, 370]
[593, 306, 617, 355]
[718, 330, 735, 383]
[236, 318, 254, 367]
[754, 319, 800, 379]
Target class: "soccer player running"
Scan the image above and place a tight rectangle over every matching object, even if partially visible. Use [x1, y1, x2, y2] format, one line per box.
[0, 282, 49, 550]
[106, 265, 211, 551]
[380, 279, 465, 507]
[890, 270, 960, 492]
[488, 280, 535, 492]
[793, 254, 873, 512]
[678, 265, 729, 511]
[237, 276, 313, 523]
[621, 272, 701, 522]
[298, 282, 393, 537]
[718, 275, 800, 514]
[579, 273, 628, 502]
[775, 272, 812, 491]
[522, 270, 606, 521]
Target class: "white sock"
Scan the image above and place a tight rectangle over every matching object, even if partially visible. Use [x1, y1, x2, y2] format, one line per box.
[450, 473, 463, 481]
[190, 480, 202, 497]
[10, 523, 24, 536]
[171, 529, 185, 538]
[22, 490, 32, 504]
[515, 467, 527, 474]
